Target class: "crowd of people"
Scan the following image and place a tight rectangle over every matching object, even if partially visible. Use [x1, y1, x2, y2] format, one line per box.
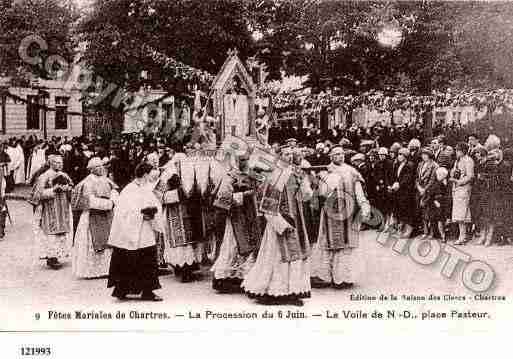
[0, 118, 511, 306]
[269, 129, 513, 247]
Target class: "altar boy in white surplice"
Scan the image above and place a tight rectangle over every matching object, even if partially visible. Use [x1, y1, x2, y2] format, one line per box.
[107, 163, 164, 301]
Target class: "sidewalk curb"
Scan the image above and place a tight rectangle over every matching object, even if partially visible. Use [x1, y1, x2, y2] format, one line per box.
[5, 194, 29, 201]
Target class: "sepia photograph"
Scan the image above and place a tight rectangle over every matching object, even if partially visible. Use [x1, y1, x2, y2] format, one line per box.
[0, 0, 512, 355]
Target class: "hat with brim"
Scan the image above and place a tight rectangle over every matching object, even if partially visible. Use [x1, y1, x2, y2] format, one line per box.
[398, 148, 410, 157]
[390, 142, 402, 152]
[339, 138, 352, 147]
[87, 157, 104, 170]
[367, 149, 378, 156]
[408, 138, 421, 148]
[329, 146, 344, 156]
[351, 153, 366, 162]
[378, 147, 388, 156]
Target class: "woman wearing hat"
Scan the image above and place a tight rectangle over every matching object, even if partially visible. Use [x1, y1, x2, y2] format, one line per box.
[416, 147, 438, 239]
[470, 146, 488, 242]
[374, 147, 394, 232]
[449, 142, 474, 245]
[389, 147, 416, 237]
[476, 148, 509, 246]
[424, 167, 451, 242]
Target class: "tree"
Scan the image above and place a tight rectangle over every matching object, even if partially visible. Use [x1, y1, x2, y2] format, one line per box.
[452, 2, 513, 90]
[0, 0, 79, 84]
[248, 0, 373, 93]
[79, 0, 255, 95]
[251, 1, 513, 95]
[250, 1, 466, 94]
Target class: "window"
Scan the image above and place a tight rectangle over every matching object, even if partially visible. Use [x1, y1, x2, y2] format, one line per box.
[26, 95, 40, 129]
[55, 97, 69, 130]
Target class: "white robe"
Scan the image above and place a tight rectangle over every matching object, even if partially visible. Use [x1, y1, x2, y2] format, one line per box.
[156, 166, 204, 267]
[32, 169, 73, 262]
[311, 164, 370, 285]
[13, 145, 25, 184]
[28, 148, 46, 183]
[241, 215, 311, 298]
[242, 177, 313, 298]
[108, 180, 164, 251]
[33, 205, 73, 261]
[72, 174, 118, 279]
[223, 94, 249, 138]
[211, 218, 255, 280]
[6, 146, 17, 177]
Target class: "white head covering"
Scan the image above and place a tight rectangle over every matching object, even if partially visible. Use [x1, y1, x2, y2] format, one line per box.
[378, 147, 388, 156]
[408, 138, 421, 149]
[329, 146, 344, 157]
[87, 157, 103, 170]
[485, 134, 501, 151]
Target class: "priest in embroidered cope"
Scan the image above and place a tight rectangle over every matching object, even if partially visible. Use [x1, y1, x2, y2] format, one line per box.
[31, 155, 73, 269]
[311, 146, 371, 290]
[72, 157, 119, 279]
[211, 158, 264, 294]
[242, 146, 312, 306]
[154, 159, 205, 283]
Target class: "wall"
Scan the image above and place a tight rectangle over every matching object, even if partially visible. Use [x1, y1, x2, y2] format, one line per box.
[0, 79, 83, 140]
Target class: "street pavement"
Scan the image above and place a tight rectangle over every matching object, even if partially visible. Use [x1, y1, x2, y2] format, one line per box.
[0, 199, 512, 331]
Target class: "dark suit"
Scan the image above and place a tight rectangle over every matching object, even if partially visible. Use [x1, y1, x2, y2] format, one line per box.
[306, 153, 330, 166]
[373, 159, 393, 216]
[392, 160, 416, 225]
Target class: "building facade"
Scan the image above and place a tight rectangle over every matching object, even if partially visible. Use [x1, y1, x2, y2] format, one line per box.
[0, 78, 83, 140]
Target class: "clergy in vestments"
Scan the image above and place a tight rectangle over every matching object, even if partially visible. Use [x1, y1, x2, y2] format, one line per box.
[311, 146, 371, 289]
[72, 157, 119, 279]
[27, 142, 46, 185]
[107, 163, 164, 301]
[30, 154, 73, 269]
[211, 165, 264, 294]
[14, 140, 26, 184]
[153, 159, 205, 283]
[146, 152, 168, 270]
[242, 146, 313, 306]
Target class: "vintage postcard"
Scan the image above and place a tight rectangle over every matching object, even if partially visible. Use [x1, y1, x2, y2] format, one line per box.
[1, 0, 512, 357]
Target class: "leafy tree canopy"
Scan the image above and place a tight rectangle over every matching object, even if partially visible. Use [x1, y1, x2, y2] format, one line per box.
[3, 0, 513, 98]
[0, 0, 79, 84]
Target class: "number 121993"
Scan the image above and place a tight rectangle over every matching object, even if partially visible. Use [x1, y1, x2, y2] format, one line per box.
[20, 347, 51, 356]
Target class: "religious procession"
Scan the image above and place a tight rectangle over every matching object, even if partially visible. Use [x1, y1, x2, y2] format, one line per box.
[1, 0, 513, 309]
